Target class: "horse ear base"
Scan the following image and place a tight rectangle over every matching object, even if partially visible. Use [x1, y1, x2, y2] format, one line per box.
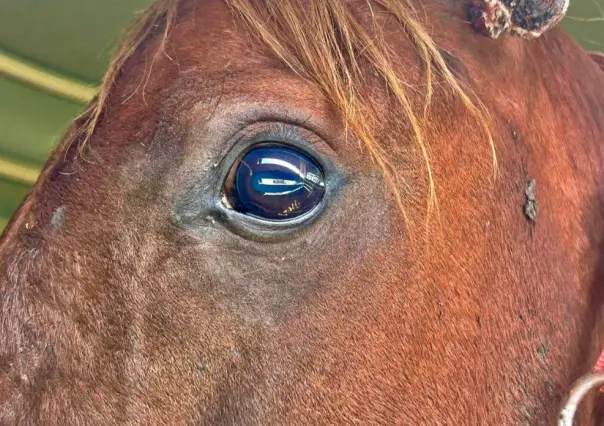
[589, 52, 604, 72]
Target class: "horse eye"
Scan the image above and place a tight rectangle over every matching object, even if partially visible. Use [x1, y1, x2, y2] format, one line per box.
[222, 144, 326, 220]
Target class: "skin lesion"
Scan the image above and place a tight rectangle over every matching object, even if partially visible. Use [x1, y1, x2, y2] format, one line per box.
[49, 206, 67, 230]
[468, 0, 569, 38]
[524, 178, 537, 222]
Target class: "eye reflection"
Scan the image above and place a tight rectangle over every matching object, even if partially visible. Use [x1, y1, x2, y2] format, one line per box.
[222, 145, 326, 220]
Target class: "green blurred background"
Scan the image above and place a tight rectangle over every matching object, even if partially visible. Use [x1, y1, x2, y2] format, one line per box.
[0, 0, 602, 232]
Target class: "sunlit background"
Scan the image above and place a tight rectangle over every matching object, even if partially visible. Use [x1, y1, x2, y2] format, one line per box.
[0, 0, 602, 232]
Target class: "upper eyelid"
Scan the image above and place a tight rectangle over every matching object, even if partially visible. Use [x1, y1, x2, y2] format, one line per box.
[187, 98, 339, 155]
[231, 121, 335, 157]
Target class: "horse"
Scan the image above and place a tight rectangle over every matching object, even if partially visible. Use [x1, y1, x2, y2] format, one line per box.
[1, 0, 604, 424]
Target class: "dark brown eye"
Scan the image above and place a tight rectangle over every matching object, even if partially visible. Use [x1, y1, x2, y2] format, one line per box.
[222, 144, 326, 220]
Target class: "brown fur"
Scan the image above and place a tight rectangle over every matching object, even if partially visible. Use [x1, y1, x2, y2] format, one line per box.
[1, 0, 604, 424]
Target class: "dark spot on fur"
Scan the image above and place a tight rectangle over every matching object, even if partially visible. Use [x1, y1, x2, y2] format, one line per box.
[537, 342, 548, 359]
[509, 0, 567, 33]
[546, 377, 557, 396]
[127, 176, 163, 208]
[476, 315, 482, 328]
[198, 352, 209, 375]
[437, 48, 469, 79]
[437, 299, 444, 320]
[520, 405, 534, 424]
[524, 178, 537, 222]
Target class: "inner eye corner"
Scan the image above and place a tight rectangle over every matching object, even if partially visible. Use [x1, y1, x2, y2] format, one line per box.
[220, 142, 327, 223]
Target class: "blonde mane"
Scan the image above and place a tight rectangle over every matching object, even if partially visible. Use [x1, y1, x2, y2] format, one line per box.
[70, 0, 494, 219]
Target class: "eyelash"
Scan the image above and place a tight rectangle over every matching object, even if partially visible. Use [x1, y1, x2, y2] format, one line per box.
[235, 122, 320, 149]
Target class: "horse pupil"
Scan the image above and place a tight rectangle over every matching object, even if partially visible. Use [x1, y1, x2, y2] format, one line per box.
[223, 145, 326, 220]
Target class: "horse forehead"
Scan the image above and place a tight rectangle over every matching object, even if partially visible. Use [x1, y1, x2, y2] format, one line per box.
[158, 0, 427, 133]
[171, 1, 274, 70]
[171, 0, 424, 71]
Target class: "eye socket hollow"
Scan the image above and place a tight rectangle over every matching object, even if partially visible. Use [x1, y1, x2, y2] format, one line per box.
[221, 144, 326, 220]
